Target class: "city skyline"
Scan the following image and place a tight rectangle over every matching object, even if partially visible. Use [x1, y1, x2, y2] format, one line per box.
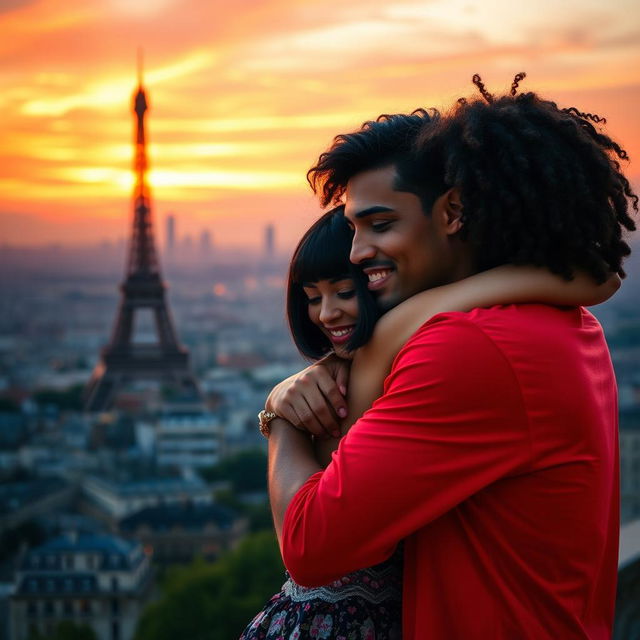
[1, 0, 640, 249]
[2, 5, 639, 637]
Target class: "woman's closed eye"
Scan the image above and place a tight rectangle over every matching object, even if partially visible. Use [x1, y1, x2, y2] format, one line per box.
[337, 289, 356, 300]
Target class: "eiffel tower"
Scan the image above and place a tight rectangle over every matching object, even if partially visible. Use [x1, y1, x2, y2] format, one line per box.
[85, 61, 200, 412]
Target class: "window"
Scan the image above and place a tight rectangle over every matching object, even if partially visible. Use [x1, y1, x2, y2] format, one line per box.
[64, 600, 74, 615]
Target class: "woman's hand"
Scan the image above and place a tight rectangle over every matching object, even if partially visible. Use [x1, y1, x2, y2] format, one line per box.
[265, 354, 350, 439]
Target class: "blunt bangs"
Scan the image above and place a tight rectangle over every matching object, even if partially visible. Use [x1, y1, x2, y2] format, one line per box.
[291, 211, 353, 284]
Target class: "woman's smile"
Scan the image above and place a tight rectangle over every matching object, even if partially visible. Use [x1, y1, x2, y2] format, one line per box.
[303, 277, 359, 358]
[324, 324, 356, 345]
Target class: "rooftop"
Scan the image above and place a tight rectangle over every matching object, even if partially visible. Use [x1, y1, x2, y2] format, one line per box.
[0, 478, 69, 516]
[33, 531, 136, 556]
[86, 474, 207, 496]
[120, 502, 236, 531]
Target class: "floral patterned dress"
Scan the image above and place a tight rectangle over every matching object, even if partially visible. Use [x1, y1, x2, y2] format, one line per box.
[239, 549, 402, 640]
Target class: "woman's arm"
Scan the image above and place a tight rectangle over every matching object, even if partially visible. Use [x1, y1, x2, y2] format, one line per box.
[362, 266, 619, 382]
[314, 266, 620, 464]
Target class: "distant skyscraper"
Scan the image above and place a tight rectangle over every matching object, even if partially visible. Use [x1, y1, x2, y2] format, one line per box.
[200, 229, 212, 253]
[265, 223, 275, 257]
[166, 213, 175, 252]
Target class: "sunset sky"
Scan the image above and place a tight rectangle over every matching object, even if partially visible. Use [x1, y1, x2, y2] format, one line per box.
[1, 0, 639, 251]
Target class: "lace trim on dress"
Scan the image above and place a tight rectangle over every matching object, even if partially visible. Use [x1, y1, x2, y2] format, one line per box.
[281, 561, 401, 604]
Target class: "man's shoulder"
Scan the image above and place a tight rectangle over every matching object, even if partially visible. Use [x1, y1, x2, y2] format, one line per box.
[397, 304, 603, 363]
[401, 304, 522, 345]
[389, 307, 509, 372]
[383, 307, 529, 401]
[409, 303, 599, 340]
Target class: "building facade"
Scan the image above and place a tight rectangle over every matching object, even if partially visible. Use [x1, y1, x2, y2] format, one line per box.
[155, 410, 221, 471]
[119, 502, 248, 564]
[10, 532, 153, 640]
[81, 475, 215, 524]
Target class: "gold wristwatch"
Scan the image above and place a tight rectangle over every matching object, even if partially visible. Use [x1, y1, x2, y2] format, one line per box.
[258, 410, 278, 438]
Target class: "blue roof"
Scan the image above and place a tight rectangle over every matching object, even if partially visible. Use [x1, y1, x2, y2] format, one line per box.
[120, 502, 236, 531]
[34, 532, 136, 555]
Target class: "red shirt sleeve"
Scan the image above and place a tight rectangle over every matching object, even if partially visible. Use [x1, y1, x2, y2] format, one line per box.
[281, 315, 533, 587]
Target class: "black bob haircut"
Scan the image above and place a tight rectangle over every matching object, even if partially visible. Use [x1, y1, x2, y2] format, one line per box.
[287, 206, 379, 360]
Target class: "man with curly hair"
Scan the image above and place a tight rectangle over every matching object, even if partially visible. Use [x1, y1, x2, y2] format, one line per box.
[266, 75, 637, 639]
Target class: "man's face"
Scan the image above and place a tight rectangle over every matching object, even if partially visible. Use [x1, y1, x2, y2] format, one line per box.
[344, 165, 458, 311]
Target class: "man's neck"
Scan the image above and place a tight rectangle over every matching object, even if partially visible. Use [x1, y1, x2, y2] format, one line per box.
[443, 245, 476, 287]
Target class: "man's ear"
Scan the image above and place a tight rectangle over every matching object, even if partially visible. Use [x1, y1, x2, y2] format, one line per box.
[443, 188, 463, 233]
[432, 187, 463, 234]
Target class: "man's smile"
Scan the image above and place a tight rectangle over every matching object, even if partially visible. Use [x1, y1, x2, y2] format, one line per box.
[363, 267, 394, 291]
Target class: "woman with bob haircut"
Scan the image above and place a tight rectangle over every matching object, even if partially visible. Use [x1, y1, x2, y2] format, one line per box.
[240, 205, 618, 640]
[286, 207, 379, 362]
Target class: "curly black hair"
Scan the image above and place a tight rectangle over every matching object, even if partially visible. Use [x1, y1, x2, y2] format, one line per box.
[307, 108, 439, 212]
[416, 73, 637, 281]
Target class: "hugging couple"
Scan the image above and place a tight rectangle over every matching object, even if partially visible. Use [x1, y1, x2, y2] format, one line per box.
[241, 74, 637, 639]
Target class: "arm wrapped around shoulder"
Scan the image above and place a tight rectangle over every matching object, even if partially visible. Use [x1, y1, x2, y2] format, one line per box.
[281, 315, 531, 586]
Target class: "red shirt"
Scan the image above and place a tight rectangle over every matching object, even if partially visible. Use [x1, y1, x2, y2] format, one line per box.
[282, 305, 619, 639]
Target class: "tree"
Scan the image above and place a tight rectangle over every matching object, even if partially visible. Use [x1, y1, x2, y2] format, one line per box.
[33, 384, 85, 411]
[0, 521, 47, 565]
[53, 621, 97, 640]
[134, 531, 284, 640]
[29, 621, 97, 640]
[202, 449, 267, 493]
[0, 396, 20, 411]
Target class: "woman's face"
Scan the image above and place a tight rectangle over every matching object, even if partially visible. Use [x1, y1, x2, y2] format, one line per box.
[303, 277, 359, 359]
